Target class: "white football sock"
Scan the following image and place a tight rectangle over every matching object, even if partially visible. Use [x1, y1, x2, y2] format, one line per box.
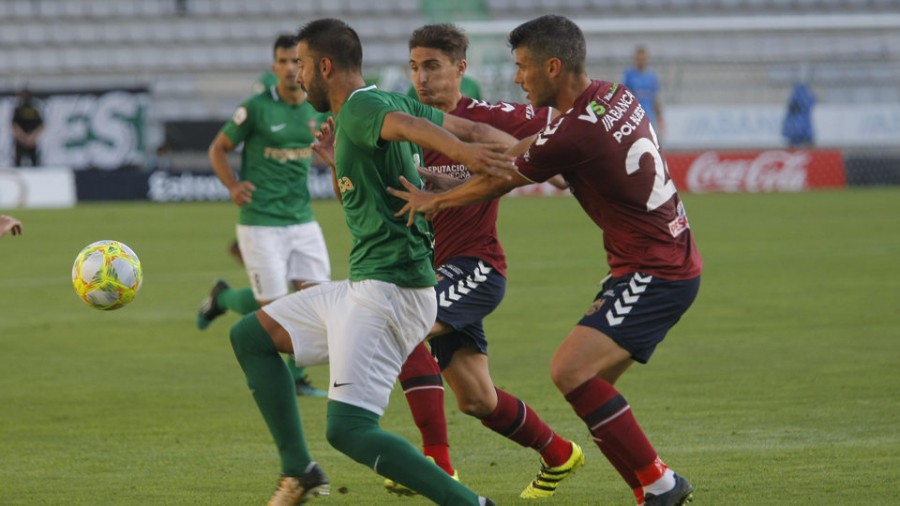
[643, 468, 676, 496]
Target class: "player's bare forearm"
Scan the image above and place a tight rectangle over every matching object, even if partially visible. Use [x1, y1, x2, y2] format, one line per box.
[433, 173, 524, 208]
[381, 112, 465, 156]
[442, 114, 517, 146]
[208, 134, 237, 187]
[388, 172, 527, 226]
[547, 174, 569, 190]
[507, 134, 538, 157]
[381, 112, 514, 179]
[209, 132, 254, 206]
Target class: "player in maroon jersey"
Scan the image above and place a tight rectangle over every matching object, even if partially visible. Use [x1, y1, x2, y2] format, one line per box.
[383, 24, 584, 499]
[390, 15, 702, 506]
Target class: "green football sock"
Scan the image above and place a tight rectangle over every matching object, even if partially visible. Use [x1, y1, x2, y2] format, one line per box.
[285, 359, 307, 382]
[217, 287, 260, 315]
[230, 313, 311, 477]
[325, 401, 481, 506]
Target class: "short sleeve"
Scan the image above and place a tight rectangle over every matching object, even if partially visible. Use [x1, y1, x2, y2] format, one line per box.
[401, 94, 444, 125]
[340, 92, 443, 151]
[221, 100, 254, 145]
[340, 93, 390, 151]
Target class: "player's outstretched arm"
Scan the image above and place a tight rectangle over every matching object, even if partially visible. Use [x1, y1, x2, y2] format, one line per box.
[0, 215, 23, 238]
[388, 172, 528, 227]
[209, 132, 255, 206]
[442, 114, 518, 146]
[380, 111, 516, 179]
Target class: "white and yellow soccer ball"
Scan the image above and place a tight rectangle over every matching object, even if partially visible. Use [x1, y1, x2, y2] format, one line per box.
[72, 240, 143, 310]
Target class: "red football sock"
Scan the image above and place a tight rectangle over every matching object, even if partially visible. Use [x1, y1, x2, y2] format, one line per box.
[565, 377, 659, 477]
[423, 444, 452, 475]
[481, 388, 572, 467]
[399, 343, 453, 474]
[593, 436, 643, 490]
[636, 456, 671, 489]
[633, 487, 646, 505]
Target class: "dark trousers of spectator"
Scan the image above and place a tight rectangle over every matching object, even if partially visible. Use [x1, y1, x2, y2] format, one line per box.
[14, 144, 40, 167]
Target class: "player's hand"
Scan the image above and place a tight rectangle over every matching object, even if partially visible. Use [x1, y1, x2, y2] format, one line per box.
[228, 181, 255, 206]
[457, 143, 516, 180]
[388, 176, 441, 227]
[312, 117, 336, 168]
[0, 215, 23, 237]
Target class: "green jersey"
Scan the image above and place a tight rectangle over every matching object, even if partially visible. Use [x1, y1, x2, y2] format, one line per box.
[251, 70, 278, 95]
[334, 85, 442, 288]
[221, 86, 330, 226]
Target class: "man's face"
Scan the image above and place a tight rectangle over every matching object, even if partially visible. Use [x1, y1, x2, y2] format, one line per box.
[295, 41, 330, 112]
[409, 47, 464, 109]
[635, 49, 647, 70]
[272, 46, 300, 90]
[514, 47, 555, 109]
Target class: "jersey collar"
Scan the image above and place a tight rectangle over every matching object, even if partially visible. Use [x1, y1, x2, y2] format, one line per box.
[347, 84, 377, 102]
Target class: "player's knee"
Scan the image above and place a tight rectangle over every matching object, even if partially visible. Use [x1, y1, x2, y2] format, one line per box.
[549, 359, 574, 393]
[229, 318, 249, 355]
[325, 421, 349, 452]
[229, 313, 274, 358]
[456, 393, 495, 418]
[325, 416, 366, 455]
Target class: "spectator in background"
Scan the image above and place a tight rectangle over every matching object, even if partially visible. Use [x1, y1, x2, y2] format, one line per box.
[11, 89, 44, 167]
[145, 143, 173, 173]
[622, 46, 664, 136]
[782, 82, 815, 147]
[0, 215, 23, 238]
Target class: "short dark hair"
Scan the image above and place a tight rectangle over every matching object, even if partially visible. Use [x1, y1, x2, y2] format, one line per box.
[408, 24, 468, 62]
[508, 15, 585, 75]
[296, 18, 362, 72]
[273, 34, 297, 56]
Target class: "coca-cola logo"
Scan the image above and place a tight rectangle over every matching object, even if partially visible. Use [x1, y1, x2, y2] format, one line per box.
[686, 150, 809, 193]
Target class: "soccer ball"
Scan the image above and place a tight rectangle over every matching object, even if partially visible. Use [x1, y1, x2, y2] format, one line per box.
[72, 240, 143, 310]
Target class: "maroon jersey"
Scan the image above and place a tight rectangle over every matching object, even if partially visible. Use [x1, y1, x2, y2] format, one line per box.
[423, 97, 553, 276]
[516, 80, 703, 280]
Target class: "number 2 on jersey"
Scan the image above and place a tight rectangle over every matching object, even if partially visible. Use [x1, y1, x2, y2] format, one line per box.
[625, 127, 676, 211]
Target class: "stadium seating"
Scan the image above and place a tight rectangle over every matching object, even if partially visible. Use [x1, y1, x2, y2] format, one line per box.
[0, 0, 897, 131]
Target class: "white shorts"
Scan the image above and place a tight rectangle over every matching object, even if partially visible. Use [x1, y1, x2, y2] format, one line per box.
[262, 279, 437, 416]
[236, 222, 331, 301]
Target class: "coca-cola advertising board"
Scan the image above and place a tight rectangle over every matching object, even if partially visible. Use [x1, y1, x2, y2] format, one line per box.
[665, 150, 846, 194]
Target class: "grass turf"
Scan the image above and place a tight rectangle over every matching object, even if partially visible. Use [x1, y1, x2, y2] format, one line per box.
[0, 188, 897, 504]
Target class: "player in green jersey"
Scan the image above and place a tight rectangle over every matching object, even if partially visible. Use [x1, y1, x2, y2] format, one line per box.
[197, 34, 329, 397]
[227, 18, 515, 506]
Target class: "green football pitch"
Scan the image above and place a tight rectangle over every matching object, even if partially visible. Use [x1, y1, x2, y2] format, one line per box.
[1, 188, 897, 505]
